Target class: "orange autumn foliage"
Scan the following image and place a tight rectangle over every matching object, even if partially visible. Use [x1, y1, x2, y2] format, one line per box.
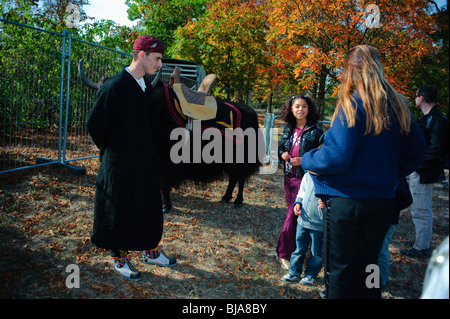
[174, 0, 439, 111]
[266, 0, 438, 98]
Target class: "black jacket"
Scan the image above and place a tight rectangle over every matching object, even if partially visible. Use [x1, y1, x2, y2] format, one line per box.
[278, 122, 324, 178]
[416, 106, 449, 184]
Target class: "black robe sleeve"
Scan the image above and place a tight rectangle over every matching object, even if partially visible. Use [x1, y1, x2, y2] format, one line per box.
[87, 80, 116, 161]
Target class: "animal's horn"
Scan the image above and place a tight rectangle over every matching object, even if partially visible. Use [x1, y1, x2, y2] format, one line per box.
[151, 67, 162, 87]
[78, 58, 100, 90]
[171, 66, 180, 84]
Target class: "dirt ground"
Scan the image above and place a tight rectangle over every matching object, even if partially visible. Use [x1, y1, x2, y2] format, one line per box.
[0, 158, 448, 301]
[0, 113, 448, 301]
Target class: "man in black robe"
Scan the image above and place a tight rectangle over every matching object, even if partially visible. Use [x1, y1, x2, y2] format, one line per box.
[87, 35, 176, 281]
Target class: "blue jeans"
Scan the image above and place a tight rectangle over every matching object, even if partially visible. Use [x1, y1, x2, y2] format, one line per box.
[288, 223, 323, 279]
[378, 224, 396, 286]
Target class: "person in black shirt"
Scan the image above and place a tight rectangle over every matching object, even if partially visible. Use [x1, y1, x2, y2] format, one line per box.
[401, 85, 449, 259]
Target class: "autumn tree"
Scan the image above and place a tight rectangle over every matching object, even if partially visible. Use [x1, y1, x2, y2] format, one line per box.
[125, 0, 207, 55]
[267, 0, 439, 118]
[411, 4, 448, 117]
[172, 0, 270, 103]
[82, 20, 134, 52]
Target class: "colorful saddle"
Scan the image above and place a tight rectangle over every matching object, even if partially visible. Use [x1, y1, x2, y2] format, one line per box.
[163, 85, 243, 144]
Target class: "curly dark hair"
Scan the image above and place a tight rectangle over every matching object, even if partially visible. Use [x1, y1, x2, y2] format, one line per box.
[280, 94, 320, 127]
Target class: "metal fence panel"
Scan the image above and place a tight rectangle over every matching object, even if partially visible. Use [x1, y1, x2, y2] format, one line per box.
[62, 37, 132, 164]
[1, 19, 206, 175]
[1, 20, 65, 173]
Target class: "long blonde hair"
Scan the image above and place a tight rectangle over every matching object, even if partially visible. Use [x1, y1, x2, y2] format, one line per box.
[332, 45, 411, 136]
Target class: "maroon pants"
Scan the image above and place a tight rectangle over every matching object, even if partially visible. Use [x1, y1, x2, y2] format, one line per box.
[276, 174, 302, 260]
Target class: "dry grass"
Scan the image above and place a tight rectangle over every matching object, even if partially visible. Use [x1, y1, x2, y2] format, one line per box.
[0, 161, 313, 299]
[1, 160, 448, 300]
[0, 113, 448, 300]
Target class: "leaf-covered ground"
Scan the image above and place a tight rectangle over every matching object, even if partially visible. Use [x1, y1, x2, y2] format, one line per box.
[1, 159, 448, 300]
[1, 114, 448, 300]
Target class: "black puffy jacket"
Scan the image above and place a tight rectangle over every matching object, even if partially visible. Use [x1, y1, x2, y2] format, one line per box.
[278, 122, 324, 178]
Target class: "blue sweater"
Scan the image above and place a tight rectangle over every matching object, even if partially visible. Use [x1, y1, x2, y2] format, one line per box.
[301, 94, 427, 199]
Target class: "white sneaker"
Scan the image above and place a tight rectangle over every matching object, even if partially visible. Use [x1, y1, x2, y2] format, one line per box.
[143, 246, 176, 267]
[300, 275, 315, 286]
[319, 289, 327, 299]
[113, 254, 141, 281]
[281, 273, 300, 282]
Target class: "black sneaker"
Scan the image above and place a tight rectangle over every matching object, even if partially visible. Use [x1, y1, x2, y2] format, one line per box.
[403, 240, 415, 247]
[399, 247, 429, 259]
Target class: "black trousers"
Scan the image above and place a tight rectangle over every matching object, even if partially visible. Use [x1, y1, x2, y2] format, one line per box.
[323, 197, 395, 299]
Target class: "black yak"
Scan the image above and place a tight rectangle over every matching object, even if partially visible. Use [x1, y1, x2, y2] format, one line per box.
[79, 60, 264, 213]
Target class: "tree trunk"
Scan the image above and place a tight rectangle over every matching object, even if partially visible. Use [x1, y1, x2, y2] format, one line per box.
[268, 91, 273, 113]
[317, 67, 328, 120]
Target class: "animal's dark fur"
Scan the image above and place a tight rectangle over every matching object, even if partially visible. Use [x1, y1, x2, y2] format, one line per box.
[79, 59, 262, 212]
[149, 81, 262, 212]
